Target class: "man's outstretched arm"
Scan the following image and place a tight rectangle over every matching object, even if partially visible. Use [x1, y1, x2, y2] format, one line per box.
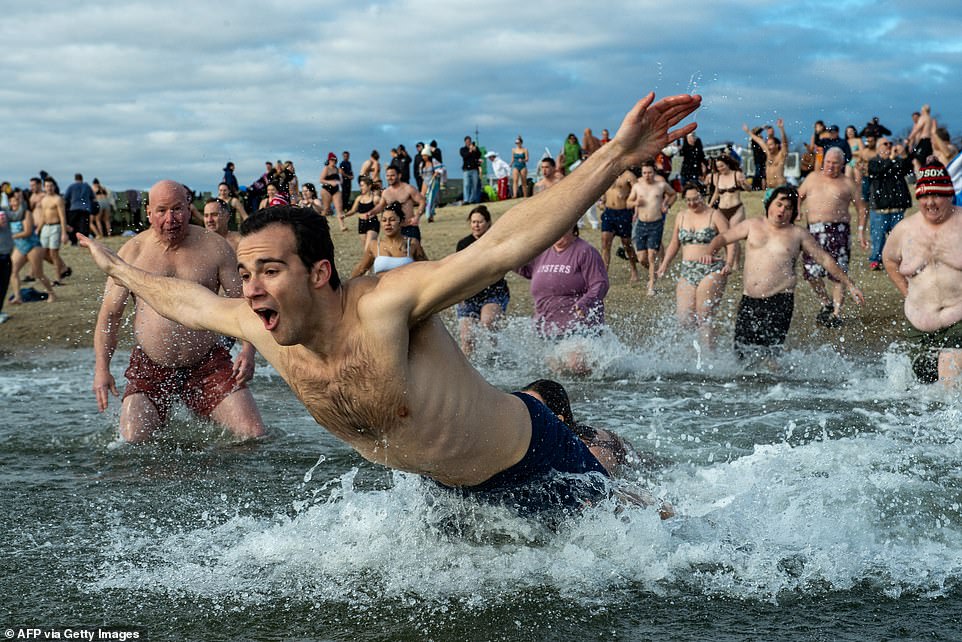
[79, 234, 251, 340]
[397, 93, 702, 321]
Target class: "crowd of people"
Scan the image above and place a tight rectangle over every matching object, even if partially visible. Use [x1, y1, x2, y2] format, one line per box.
[2, 94, 961, 520]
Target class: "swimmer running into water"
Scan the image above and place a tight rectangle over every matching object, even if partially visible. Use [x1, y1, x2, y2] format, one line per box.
[79, 92, 701, 513]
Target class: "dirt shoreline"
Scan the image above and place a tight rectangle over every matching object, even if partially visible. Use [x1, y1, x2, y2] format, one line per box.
[0, 193, 910, 359]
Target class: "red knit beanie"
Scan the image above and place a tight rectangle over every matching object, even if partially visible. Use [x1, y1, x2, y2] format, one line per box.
[915, 162, 954, 198]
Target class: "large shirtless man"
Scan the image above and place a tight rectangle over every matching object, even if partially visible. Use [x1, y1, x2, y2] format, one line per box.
[370, 166, 426, 240]
[882, 161, 962, 385]
[744, 119, 789, 190]
[79, 93, 701, 511]
[92, 180, 265, 443]
[704, 186, 864, 363]
[797, 147, 868, 327]
[36, 177, 70, 279]
[600, 169, 640, 283]
[627, 162, 676, 295]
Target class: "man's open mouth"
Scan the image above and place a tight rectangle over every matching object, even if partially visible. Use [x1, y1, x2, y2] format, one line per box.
[255, 308, 279, 331]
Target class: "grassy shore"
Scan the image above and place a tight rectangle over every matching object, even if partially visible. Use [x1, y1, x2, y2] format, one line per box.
[0, 191, 911, 357]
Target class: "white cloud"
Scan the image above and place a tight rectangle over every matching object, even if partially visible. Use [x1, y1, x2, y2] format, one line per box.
[1, 0, 959, 190]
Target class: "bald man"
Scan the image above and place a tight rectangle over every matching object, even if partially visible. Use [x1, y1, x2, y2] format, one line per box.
[92, 180, 265, 443]
[798, 147, 868, 327]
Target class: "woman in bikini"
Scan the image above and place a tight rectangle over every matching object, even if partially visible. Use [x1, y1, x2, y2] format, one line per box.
[344, 176, 379, 247]
[707, 155, 750, 225]
[349, 206, 427, 277]
[845, 125, 863, 181]
[656, 183, 735, 350]
[319, 153, 347, 231]
[296, 183, 325, 216]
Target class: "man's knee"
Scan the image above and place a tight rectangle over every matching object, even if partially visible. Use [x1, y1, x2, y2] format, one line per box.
[210, 389, 266, 439]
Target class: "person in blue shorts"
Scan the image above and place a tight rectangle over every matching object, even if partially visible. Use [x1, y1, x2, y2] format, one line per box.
[600, 168, 640, 282]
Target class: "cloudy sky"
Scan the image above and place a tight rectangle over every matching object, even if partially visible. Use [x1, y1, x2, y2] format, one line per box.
[3, 0, 959, 190]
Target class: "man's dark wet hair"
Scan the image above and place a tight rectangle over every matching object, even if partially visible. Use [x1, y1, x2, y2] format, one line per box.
[240, 205, 341, 290]
[764, 185, 799, 223]
[523, 379, 574, 427]
[204, 197, 230, 215]
[540, 156, 556, 167]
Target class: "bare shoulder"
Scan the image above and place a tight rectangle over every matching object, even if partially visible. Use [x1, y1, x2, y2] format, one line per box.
[117, 230, 150, 261]
[350, 275, 408, 324]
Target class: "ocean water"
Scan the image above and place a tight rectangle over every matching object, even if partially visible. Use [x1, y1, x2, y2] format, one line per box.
[3, 320, 962, 641]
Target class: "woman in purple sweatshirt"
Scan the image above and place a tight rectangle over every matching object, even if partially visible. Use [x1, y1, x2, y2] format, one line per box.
[517, 225, 609, 339]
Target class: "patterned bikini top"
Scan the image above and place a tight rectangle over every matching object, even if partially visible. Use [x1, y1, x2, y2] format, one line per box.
[678, 211, 718, 245]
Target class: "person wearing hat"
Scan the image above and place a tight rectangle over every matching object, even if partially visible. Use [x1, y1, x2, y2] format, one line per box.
[882, 161, 962, 385]
[701, 185, 864, 363]
[819, 125, 852, 165]
[486, 150, 512, 201]
[797, 146, 868, 327]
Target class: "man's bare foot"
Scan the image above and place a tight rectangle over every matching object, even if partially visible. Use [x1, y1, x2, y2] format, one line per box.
[45, 293, 57, 303]
[646, 287, 656, 296]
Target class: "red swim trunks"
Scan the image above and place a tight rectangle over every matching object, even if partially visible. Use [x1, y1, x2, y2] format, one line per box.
[123, 345, 242, 424]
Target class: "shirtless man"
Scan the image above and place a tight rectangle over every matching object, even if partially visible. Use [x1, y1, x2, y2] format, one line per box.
[532, 157, 563, 194]
[79, 93, 701, 512]
[217, 182, 249, 224]
[28, 177, 44, 214]
[882, 161, 962, 385]
[600, 169, 639, 283]
[91, 180, 265, 443]
[204, 198, 241, 252]
[359, 150, 382, 187]
[704, 186, 864, 362]
[907, 104, 933, 173]
[797, 147, 868, 327]
[370, 166, 426, 240]
[627, 162, 676, 295]
[36, 178, 70, 279]
[744, 119, 788, 190]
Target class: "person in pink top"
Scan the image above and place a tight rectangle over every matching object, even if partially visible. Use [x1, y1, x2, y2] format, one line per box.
[518, 225, 609, 374]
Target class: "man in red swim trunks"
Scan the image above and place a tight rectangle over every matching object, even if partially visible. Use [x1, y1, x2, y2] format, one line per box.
[92, 180, 265, 443]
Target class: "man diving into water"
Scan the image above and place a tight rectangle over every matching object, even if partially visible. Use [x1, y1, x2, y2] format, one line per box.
[79, 92, 701, 511]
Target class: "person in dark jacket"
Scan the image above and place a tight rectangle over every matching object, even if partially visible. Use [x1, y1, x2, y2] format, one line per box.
[866, 138, 913, 270]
